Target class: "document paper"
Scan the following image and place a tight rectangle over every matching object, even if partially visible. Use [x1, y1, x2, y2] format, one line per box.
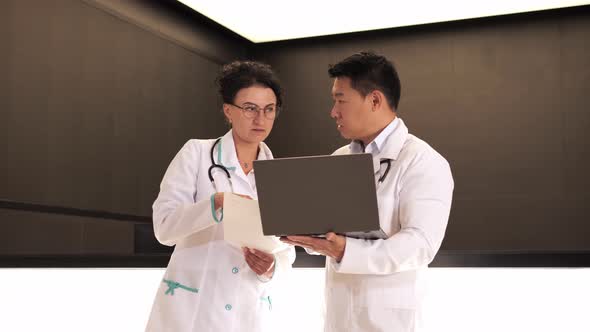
[222, 193, 286, 254]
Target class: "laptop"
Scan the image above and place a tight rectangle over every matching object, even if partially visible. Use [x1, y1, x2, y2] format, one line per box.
[253, 153, 386, 240]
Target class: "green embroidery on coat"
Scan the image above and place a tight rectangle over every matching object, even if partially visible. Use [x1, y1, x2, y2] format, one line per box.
[260, 296, 272, 311]
[163, 279, 199, 296]
[210, 194, 223, 223]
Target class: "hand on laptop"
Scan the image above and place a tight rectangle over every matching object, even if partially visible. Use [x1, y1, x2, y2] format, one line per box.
[281, 232, 346, 263]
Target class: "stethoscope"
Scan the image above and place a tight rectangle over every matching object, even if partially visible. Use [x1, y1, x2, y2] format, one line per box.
[360, 140, 392, 183]
[378, 159, 392, 183]
[208, 137, 234, 192]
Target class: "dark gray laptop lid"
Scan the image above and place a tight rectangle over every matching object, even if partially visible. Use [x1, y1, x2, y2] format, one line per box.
[253, 153, 382, 238]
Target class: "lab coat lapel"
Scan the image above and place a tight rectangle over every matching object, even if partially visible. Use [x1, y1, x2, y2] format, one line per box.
[372, 118, 409, 177]
[219, 130, 273, 193]
[379, 118, 408, 161]
[219, 129, 255, 192]
[219, 130, 239, 172]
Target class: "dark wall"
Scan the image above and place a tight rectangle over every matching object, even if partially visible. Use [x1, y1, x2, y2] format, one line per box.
[254, 8, 590, 251]
[0, 0, 247, 255]
[1, 2, 589, 263]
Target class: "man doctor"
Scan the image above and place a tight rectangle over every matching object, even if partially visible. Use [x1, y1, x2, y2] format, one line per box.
[282, 52, 454, 332]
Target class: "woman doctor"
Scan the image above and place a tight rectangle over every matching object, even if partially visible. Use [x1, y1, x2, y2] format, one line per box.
[145, 61, 295, 332]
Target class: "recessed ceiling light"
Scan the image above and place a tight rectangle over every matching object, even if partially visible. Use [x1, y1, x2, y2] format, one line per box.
[177, 0, 589, 43]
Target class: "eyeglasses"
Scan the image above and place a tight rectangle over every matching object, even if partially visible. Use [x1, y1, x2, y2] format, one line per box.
[229, 103, 279, 120]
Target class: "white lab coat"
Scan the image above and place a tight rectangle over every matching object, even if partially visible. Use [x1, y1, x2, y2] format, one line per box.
[145, 129, 295, 332]
[324, 118, 454, 332]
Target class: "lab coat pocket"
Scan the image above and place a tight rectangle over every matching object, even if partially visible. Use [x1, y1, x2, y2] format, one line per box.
[354, 287, 418, 332]
[325, 286, 353, 332]
[160, 266, 201, 298]
[147, 271, 201, 332]
[162, 278, 199, 296]
[359, 286, 417, 309]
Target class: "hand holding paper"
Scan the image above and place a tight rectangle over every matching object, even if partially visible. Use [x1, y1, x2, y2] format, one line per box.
[222, 193, 287, 254]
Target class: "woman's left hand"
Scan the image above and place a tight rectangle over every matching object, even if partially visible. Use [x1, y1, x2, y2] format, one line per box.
[243, 247, 275, 278]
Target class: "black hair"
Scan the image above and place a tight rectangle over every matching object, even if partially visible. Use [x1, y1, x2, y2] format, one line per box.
[328, 51, 401, 110]
[216, 60, 283, 107]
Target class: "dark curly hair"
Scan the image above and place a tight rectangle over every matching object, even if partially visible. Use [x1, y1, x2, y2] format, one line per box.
[328, 51, 401, 110]
[216, 60, 283, 108]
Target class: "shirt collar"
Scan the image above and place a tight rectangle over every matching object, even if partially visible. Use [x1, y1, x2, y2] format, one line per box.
[348, 117, 409, 175]
[350, 117, 408, 159]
